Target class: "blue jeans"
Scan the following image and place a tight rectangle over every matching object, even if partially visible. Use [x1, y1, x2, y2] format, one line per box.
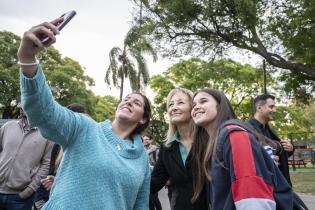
[0, 193, 35, 210]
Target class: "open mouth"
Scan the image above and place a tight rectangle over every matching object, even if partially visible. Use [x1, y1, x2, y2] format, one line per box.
[193, 111, 204, 118]
[121, 107, 131, 113]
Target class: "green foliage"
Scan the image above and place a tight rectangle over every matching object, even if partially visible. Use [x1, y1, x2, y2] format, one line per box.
[0, 31, 117, 122]
[93, 95, 119, 122]
[0, 31, 20, 111]
[273, 104, 315, 141]
[150, 58, 270, 120]
[137, 0, 315, 101]
[150, 58, 314, 140]
[105, 25, 157, 100]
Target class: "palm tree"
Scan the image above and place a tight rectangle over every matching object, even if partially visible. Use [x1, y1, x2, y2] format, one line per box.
[105, 25, 157, 101]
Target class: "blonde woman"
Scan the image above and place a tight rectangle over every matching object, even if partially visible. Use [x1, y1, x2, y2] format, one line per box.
[150, 88, 208, 210]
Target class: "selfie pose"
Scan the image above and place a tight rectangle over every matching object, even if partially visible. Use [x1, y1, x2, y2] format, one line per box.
[17, 17, 151, 210]
[191, 88, 293, 210]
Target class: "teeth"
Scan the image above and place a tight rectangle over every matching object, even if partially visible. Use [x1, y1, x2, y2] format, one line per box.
[195, 112, 203, 117]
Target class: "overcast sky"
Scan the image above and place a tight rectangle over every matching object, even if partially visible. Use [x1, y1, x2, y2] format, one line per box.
[0, 0, 174, 99]
[1, 0, 264, 101]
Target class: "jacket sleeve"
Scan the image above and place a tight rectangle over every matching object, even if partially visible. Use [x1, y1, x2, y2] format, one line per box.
[19, 140, 54, 199]
[150, 145, 169, 193]
[287, 148, 294, 158]
[224, 130, 276, 210]
[133, 161, 150, 210]
[20, 66, 86, 149]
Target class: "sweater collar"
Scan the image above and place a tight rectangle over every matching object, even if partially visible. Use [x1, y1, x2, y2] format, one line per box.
[100, 120, 144, 159]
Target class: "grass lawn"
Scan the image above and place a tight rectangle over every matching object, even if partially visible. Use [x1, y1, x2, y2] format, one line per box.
[290, 164, 315, 195]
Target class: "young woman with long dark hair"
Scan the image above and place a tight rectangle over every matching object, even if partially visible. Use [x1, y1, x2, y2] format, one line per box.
[190, 88, 293, 210]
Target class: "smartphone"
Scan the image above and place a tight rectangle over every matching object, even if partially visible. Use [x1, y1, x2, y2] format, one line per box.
[41, 10, 76, 45]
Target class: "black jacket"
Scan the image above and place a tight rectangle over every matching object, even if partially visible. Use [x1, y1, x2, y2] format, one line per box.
[247, 118, 294, 186]
[151, 141, 208, 210]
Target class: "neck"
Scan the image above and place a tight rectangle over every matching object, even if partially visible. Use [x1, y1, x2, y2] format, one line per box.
[254, 114, 268, 125]
[111, 119, 137, 140]
[145, 144, 151, 149]
[177, 122, 192, 142]
[204, 121, 216, 137]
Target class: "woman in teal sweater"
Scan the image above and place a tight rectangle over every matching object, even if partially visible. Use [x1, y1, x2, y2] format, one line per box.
[17, 18, 151, 210]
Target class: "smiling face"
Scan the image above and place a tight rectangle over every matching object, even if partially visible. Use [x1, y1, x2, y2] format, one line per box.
[191, 92, 218, 128]
[142, 135, 152, 147]
[257, 98, 276, 122]
[167, 91, 192, 125]
[116, 93, 146, 125]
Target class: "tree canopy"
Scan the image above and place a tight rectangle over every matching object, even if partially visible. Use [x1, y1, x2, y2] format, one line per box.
[136, 0, 315, 101]
[0, 31, 117, 121]
[150, 58, 314, 140]
[105, 25, 157, 101]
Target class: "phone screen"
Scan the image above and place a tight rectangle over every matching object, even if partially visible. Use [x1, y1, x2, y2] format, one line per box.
[41, 10, 76, 45]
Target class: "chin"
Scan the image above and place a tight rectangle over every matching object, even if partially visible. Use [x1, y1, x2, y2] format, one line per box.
[193, 119, 204, 127]
[170, 118, 183, 124]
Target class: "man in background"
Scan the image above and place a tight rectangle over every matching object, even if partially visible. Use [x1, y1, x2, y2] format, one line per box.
[0, 103, 53, 210]
[248, 94, 294, 185]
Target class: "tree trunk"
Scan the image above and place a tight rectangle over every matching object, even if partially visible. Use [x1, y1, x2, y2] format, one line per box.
[119, 75, 124, 102]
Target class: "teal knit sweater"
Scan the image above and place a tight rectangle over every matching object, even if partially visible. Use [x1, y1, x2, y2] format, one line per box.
[20, 66, 150, 210]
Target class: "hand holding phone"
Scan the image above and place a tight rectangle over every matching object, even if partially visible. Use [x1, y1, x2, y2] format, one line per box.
[41, 10, 76, 45]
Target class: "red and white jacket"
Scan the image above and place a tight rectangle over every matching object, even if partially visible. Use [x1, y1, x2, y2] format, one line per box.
[208, 120, 293, 210]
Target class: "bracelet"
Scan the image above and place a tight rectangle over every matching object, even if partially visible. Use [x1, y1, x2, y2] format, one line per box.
[18, 59, 39, 66]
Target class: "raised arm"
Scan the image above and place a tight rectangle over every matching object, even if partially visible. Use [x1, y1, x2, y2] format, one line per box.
[17, 20, 87, 148]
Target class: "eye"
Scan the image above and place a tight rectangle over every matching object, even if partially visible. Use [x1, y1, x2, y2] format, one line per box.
[168, 102, 174, 108]
[133, 99, 142, 107]
[200, 99, 208, 104]
[192, 103, 196, 108]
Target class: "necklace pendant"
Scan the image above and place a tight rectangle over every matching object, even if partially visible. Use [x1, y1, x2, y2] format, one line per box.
[116, 144, 121, 151]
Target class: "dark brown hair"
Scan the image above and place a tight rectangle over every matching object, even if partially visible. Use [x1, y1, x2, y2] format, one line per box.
[128, 92, 152, 135]
[190, 88, 237, 202]
[67, 103, 86, 113]
[252, 94, 275, 113]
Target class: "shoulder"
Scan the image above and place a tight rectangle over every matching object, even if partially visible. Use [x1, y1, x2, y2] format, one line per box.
[217, 120, 258, 149]
[2, 120, 19, 128]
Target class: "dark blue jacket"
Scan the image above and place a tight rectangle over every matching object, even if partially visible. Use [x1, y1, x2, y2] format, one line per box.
[209, 120, 293, 210]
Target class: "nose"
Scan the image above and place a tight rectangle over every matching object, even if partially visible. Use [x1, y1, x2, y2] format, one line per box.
[192, 104, 199, 111]
[170, 105, 178, 112]
[124, 99, 132, 106]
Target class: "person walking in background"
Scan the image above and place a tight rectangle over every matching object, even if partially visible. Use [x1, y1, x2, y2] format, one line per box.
[17, 18, 151, 210]
[143, 134, 162, 210]
[248, 94, 294, 186]
[191, 88, 293, 210]
[150, 88, 208, 210]
[0, 103, 53, 210]
[33, 103, 87, 210]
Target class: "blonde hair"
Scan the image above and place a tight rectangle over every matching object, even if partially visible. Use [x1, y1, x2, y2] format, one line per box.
[165, 88, 195, 146]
